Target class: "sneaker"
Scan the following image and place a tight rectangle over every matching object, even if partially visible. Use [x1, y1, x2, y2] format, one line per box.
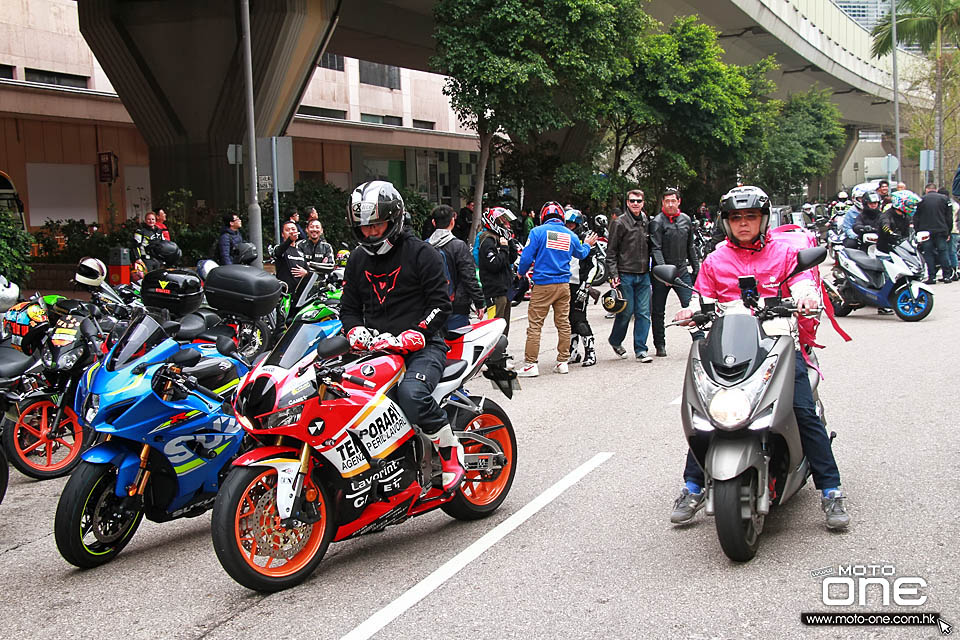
[553, 362, 569, 374]
[670, 488, 706, 524]
[877, 307, 894, 315]
[821, 489, 851, 529]
[655, 345, 667, 357]
[516, 362, 539, 377]
[611, 344, 628, 359]
[924, 279, 937, 285]
[636, 352, 653, 363]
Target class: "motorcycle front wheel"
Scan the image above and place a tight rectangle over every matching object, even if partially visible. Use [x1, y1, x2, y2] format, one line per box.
[212, 466, 333, 592]
[892, 284, 933, 322]
[54, 462, 144, 568]
[443, 398, 518, 520]
[714, 471, 763, 562]
[5, 401, 89, 479]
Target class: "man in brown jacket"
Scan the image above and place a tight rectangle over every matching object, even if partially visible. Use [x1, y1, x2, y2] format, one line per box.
[605, 189, 653, 362]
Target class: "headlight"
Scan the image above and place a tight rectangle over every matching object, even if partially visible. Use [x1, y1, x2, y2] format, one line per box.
[41, 344, 55, 369]
[263, 404, 304, 429]
[57, 351, 80, 370]
[693, 355, 779, 429]
[84, 393, 100, 423]
[709, 388, 752, 427]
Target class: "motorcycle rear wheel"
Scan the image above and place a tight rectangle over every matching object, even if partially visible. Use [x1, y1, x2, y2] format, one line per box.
[714, 472, 763, 562]
[54, 462, 144, 568]
[826, 286, 853, 317]
[5, 400, 89, 480]
[236, 318, 271, 360]
[442, 398, 517, 521]
[212, 466, 333, 592]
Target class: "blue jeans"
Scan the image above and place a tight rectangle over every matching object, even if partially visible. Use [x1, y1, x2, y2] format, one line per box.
[948, 234, 959, 270]
[682, 351, 841, 491]
[921, 232, 953, 280]
[609, 272, 651, 356]
[446, 313, 470, 331]
[652, 270, 704, 347]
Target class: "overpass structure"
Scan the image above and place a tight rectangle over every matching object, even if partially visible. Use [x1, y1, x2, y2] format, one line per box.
[77, 0, 925, 209]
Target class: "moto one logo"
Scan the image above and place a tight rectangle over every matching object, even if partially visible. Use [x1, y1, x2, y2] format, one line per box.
[822, 565, 927, 607]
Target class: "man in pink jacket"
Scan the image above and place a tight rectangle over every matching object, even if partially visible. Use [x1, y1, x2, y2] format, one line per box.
[669, 186, 850, 530]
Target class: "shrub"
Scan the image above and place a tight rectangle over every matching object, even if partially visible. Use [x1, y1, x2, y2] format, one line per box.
[0, 207, 34, 283]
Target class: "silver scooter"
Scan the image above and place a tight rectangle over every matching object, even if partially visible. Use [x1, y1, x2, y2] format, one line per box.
[653, 247, 829, 562]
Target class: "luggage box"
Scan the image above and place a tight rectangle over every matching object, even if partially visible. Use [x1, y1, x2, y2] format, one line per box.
[204, 265, 281, 318]
[141, 269, 203, 316]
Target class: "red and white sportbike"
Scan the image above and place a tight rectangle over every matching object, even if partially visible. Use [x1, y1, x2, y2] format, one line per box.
[210, 318, 519, 592]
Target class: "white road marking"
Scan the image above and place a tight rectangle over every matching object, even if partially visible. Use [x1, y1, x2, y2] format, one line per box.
[670, 395, 682, 405]
[340, 452, 614, 640]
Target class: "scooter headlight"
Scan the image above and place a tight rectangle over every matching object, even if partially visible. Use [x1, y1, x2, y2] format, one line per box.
[708, 388, 752, 427]
[84, 393, 100, 423]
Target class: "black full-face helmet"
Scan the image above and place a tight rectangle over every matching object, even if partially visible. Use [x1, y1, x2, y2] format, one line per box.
[147, 240, 182, 267]
[862, 191, 881, 212]
[718, 186, 771, 245]
[347, 181, 405, 255]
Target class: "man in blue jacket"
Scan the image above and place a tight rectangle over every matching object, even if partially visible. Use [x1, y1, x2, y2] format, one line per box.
[516, 202, 597, 377]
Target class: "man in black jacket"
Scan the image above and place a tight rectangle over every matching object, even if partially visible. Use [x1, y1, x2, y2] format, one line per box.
[915, 183, 953, 283]
[477, 207, 519, 339]
[340, 181, 462, 492]
[427, 205, 485, 331]
[649, 188, 703, 357]
[298, 218, 334, 264]
[272, 221, 307, 294]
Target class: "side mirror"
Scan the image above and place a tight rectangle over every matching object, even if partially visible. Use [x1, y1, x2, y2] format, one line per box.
[916, 231, 931, 242]
[216, 335, 239, 359]
[315, 334, 350, 360]
[863, 233, 879, 245]
[652, 264, 679, 285]
[794, 247, 828, 273]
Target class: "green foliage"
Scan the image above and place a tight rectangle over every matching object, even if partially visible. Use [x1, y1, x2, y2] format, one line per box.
[156, 188, 192, 220]
[31, 217, 140, 265]
[743, 88, 845, 202]
[0, 207, 34, 283]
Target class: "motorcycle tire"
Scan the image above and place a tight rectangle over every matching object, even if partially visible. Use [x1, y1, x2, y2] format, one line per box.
[442, 397, 518, 521]
[235, 318, 271, 360]
[4, 400, 89, 480]
[0, 446, 8, 506]
[892, 285, 933, 322]
[211, 466, 334, 592]
[714, 471, 763, 562]
[825, 287, 853, 318]
[54, 462, 144, 568]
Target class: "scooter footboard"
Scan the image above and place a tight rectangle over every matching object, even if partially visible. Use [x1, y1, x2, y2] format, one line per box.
[82, 441, 143, 497]
[706, 437, 765, 482]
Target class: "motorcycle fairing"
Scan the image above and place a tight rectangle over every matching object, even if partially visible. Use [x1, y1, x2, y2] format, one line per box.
[698, 312, 774, 386]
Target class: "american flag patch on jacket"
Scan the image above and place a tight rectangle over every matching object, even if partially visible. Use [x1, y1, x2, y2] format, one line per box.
[545, 230, 571, 251]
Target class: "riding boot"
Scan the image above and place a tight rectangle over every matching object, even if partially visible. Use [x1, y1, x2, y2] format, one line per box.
[428, 425, 465, 493]
[581, 336, 597, 367]
[568, 335, 582, 364]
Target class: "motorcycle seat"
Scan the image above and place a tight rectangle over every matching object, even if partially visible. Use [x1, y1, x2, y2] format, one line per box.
[845, 248, 883, 273]
[174, 314, 206, 341]
[196, 325, 235, 343]
[193, 309, 222, 329]
[0, 346, 34, 379]
[440, 359, 468, 382]
[444, 326, 473, 342]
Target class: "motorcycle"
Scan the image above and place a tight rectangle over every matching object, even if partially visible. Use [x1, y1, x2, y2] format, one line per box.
[653, 246, 829, 562]
[54, 307, 251, 567]
[210, 318, 519, 592]
[826, 231, 933, 321]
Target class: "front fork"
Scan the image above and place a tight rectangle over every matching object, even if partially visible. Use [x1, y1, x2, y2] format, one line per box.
[279, 442, 320, 526]
[125, 443, 152, 497]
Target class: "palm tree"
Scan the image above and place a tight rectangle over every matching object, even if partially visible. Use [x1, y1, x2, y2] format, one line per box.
[871, 0, 960, 186]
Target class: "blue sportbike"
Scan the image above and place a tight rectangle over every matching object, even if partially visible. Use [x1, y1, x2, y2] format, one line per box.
[53, 309, 252, 568]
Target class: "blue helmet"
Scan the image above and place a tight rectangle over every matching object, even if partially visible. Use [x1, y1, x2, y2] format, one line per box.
[564, 209, 585, 228]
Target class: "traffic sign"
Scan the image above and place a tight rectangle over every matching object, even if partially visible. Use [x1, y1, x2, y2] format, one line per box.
[257, 175, 272, 190]
[882, 154, 899, 173]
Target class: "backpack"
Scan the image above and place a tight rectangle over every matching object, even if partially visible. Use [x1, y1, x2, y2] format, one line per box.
[436, 245, 456, 302]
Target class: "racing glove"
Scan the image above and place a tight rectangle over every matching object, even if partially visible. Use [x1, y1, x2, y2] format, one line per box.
[347, 326, 377, 351]
[371, 329, 426, 354]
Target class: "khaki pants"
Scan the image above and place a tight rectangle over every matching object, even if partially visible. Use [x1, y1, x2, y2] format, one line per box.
[490, 295, 511, 339]
[524, 283, 571, 364]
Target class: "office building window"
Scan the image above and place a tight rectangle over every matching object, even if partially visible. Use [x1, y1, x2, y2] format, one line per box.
[382, 115, 403, 126]
[24, 68, 87, 88]
[412, 119, 435, 130]
[297, 106, 347, 119]
[0, 64, 13, 80]
[358, 60, 401, 89]
[319, 52, 344, 71]
[360, 113, 403, 126]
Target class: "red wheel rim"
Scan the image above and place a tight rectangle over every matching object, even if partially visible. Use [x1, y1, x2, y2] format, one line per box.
[233, 469, 327, 577]
[459, 414, 513, 506]
[13, 400, 84, 472]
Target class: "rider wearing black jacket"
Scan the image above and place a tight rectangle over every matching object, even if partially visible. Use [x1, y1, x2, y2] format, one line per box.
[877, 207, 910, 254]
[340, 181, 462, 493]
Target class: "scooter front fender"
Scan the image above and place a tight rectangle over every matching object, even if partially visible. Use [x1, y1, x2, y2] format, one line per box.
[910, 281, 935, 299]
[81, 440, 142, 497]
[706, 437, 764, 482]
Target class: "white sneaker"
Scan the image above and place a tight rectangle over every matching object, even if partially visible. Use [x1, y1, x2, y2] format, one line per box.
[516, 362, 539, 377]
[553, 362, 569, 374]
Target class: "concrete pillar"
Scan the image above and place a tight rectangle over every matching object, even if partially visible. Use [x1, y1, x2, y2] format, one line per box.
[815, 124, 859, 198]
[78, 0, 341, 213]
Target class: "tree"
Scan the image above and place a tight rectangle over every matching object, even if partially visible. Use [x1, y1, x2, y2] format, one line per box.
[431, 0, 650, 242]
[872, 0, 960, 186]
[903, 51, 960, 182]
[743, 89, 845, 202]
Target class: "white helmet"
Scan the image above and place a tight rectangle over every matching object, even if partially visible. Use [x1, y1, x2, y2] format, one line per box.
[837, 191, 849, 200]
[850, 185, 866, 204]
[75, 257, 107, 288]
[197, 259, 219, 281]
[0, 275, 19, 312]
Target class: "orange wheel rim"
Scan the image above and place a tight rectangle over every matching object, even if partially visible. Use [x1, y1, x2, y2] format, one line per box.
[13, 401, 83, 472]
[233, 469, 327, 578]
[459, 414, 513, 506]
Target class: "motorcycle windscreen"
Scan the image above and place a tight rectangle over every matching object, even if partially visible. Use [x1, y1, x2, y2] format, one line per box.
[699, 313, 769, 384]
[264, 320, 335, 369]
[106, 314, 167, 371]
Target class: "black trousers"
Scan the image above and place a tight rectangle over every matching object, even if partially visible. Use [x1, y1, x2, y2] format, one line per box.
[568, 283, 592, 336]
[396, 336, 449, 434]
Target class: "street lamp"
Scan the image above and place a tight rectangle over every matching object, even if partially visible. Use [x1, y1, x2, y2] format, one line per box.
[891, 0, 902, 183]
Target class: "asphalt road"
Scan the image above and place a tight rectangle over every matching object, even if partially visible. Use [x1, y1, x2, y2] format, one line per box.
[1, 277, 957, 640]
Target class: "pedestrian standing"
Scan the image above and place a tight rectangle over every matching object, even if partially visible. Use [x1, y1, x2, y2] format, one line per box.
[273, 221, 307, 294]
[564, 209, 599, 367]
[649, 188, 704, 357]
[606, 189, 653, 362]
[516, 202, 597, 377]
[427, 205, 485, 331]
[218, 213, 243, 265]
[915, 183, 954, 283]
[156, 208, 171, 241]
[454, 200, 474, 242]
[298, 219, 334, 264]
[287, 208, 305, 238]
[478, 207, 520, 338]
[941, 188, 960, 282]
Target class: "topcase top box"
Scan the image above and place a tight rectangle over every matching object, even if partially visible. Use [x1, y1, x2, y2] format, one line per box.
[204, 265, 282, 318]
[141, 269, 203, 316]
